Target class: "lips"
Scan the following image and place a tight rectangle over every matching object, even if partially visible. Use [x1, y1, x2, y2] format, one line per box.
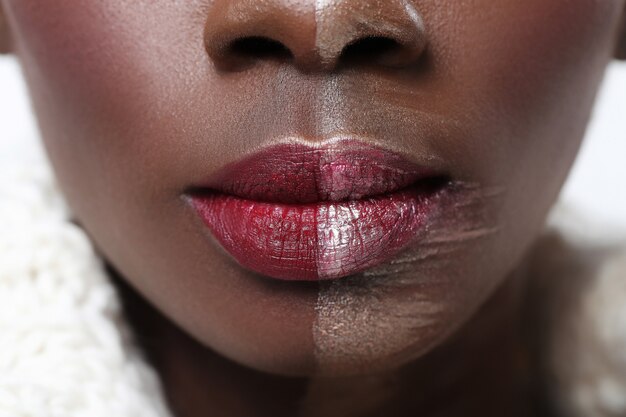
[188, 140, 447, 281]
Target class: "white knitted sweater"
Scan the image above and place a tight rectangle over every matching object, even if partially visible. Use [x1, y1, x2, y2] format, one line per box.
[1, 127, 625, 417]
[0, 134, 174, 415]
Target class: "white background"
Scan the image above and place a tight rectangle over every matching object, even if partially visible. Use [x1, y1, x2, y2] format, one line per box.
[1, 56, 625, 227]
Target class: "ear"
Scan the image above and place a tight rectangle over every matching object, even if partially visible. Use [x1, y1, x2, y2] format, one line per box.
[0, 5, 12, 54]
[617, 7, 626, 60]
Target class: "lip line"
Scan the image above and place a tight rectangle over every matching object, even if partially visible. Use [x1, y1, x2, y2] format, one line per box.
[186, 175, 449, 206]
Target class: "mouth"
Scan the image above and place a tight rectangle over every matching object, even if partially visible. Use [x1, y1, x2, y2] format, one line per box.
[186, 139, 450, 281]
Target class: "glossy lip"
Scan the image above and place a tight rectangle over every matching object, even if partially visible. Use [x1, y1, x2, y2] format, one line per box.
[187, 139, 449, 281]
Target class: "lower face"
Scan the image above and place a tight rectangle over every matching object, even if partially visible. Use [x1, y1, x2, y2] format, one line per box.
[3, 0, 622, 376]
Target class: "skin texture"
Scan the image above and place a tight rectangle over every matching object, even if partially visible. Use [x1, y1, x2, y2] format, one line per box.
[1, 1, 626, 415]
[0, 6, 11, 53]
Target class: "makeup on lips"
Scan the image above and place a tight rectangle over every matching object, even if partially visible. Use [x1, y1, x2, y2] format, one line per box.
[188, 139, 449, 281]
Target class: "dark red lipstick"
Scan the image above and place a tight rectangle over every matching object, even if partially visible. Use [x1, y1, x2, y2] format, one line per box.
[188, 140, 447, 281]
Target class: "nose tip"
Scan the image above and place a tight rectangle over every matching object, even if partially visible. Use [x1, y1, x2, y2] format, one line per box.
[204, 0, 427, 73]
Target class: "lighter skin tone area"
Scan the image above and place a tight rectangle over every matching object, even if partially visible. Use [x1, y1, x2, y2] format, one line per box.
[2, 1, 626, 416]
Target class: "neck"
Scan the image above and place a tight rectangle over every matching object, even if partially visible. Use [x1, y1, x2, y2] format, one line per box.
[110, 261, 538, 417]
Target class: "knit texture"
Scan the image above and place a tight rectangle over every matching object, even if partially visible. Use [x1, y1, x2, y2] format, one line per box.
[0, 134, 173, 416]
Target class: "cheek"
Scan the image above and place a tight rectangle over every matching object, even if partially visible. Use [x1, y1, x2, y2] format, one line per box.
[5, 0, 220, 251]
[490, 0, 622, 247]
[423, 0, 622, 254]
[430, 0, 622, 173]
[5, 0, 209, 190]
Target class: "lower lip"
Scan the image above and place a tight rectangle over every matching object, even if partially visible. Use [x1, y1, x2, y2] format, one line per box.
[190, 182, 442, 281]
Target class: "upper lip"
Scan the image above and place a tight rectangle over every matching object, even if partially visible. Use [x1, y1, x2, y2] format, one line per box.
[188, 138, 446, 204]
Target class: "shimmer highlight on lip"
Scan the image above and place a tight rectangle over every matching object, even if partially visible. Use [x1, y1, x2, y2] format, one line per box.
[188, 140, 447, 281]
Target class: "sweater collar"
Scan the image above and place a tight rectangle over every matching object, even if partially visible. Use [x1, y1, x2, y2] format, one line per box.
[0, 135, 173, 416]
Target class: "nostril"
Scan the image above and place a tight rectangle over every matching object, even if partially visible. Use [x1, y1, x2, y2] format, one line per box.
[343, 37, 400, 56]
[340, 36, 421, 67]
[229, 36, 293, 61]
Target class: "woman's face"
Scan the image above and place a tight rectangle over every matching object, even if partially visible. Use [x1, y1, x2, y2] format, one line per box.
[2, 0, 624, 376]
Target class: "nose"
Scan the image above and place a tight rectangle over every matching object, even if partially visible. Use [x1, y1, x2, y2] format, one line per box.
[204, 0, 427, 72]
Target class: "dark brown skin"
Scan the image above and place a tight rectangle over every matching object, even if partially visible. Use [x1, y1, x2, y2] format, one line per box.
[1, 1, 626, 416]
[112, 260, 539, 417]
